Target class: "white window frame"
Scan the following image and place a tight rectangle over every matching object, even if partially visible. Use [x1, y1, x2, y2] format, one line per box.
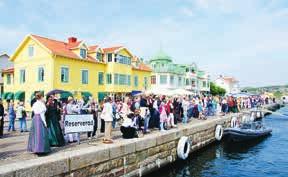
[19, 69, 26, 84]
[60, 66, 69, 83]
[80, 48, 87, 59]
[37, 66, 45, 82]
[81, 69, 89, 84]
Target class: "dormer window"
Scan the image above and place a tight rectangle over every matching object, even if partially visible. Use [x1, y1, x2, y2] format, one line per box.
[96, 52, 103, 62]
[80, 48, 87, 58]
[115, 54, 131, 65]
[107, 53, 113, 62]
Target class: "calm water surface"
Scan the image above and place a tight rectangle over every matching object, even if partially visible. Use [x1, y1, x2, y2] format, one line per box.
[148, 107, 288, 177]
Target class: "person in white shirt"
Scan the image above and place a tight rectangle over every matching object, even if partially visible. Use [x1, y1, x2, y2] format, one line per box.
[65, 97, 80, 143]
[101, 97, 113, 143]
[16, 101, 27, 132]
[27, 92, 51, 154]
[182, 97, 189, 124]
[120, 97, 139, 138]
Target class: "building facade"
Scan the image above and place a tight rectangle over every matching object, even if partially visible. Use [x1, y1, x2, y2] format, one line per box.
[0, 54, 13, 95]
[149, 50, 210, 94]
[2, 34, 151, 108]
[214, 75, 240, 94]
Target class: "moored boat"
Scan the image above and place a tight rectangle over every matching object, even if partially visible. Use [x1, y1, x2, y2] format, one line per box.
[224, 121, 272, 142]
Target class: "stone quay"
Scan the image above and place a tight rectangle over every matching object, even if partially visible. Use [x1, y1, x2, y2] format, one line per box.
[0, 114, 239, 177]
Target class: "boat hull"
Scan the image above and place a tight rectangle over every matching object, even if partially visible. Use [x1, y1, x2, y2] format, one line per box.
[224, 128, 272, 142]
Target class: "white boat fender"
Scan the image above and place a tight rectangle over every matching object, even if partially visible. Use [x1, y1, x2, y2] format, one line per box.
[242, 115, 250, 123]
[251, 112, 256, 119]
[177, 136, 191, 160]
[231, 117, 238, 128]
[249, 115, 255, 122]
[215, 125, 223, 141]
[256, 111, 261, 118]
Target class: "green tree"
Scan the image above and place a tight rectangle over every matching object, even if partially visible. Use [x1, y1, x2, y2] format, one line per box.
[210, 82, 226, 96]
[273, 91, 283, 99]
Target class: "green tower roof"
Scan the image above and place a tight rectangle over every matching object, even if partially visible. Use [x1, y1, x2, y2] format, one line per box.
[150, 49, 172, 63]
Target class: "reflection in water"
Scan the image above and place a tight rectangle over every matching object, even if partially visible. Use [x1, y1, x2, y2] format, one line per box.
[222, 136, 271, 160]
[148, 107, 288, 177]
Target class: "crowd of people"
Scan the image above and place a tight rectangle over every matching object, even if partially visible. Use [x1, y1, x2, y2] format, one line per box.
[0, 91, 272, 155]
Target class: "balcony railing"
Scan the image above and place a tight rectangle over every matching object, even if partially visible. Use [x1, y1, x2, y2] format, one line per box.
[153, 66, 185, 74]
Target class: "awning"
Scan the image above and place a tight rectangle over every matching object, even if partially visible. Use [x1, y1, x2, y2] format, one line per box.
[171, 88, 194, 96]
[81, 91, 92, 100]
[2, 92, 10, 100]
[98, 92, 108, 102]
[14, 91, 25, 101]
[60, 91, 73, 99]
[145, 88, 174, 96]
[131, 90, 142, 96]
[6, 92, 14, 100]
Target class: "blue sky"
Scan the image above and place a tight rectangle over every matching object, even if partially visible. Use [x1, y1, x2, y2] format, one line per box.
[0, 0, 288, 87]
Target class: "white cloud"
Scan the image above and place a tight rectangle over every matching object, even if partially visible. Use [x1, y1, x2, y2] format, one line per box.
[0, 26, 28, 54]
[273, 8, 288, 17]
[195, 0, 210, 9]
[187, 0, 260, 16]
[0, 0, 5, 7]
[179, 6, 195, 17]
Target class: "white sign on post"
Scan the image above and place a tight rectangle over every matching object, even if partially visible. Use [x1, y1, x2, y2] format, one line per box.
[64, 114, 94, 134]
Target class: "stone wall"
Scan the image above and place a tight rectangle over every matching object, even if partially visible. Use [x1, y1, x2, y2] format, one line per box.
[0, 115, 236, 177]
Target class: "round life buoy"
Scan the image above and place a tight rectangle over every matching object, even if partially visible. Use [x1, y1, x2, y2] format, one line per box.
[177, 136, 191, 160]
[231, 117, 238, 128]
[215, 125, 223, 141]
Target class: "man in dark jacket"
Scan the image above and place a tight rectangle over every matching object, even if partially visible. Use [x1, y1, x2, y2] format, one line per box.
[0, 99, 5, 138]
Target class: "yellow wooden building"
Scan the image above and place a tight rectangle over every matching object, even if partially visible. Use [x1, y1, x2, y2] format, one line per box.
[2, 34, 151, 107]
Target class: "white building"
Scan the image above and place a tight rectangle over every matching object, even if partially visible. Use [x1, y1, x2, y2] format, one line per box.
[149, 50, 210, 94]
[0, 53, 13, 95]
[214, 75, 240, 94]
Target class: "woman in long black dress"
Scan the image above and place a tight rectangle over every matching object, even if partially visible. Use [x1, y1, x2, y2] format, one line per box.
[87, 102, 98, 138]
[46, 95, 65, 147]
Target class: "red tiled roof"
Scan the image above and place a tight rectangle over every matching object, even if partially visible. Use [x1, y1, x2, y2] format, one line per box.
[222, 76, 238, 82]
[31, 34, 87, 60]
[2, 67, 14, 73]
[28, 35, 150, 71]
[133, 63, 152, 72]
[103, 46, 122, 53]
[88, 45, 99, 52]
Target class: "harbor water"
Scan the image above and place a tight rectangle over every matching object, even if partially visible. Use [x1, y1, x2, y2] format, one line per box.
[148, 107, 288, 177]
